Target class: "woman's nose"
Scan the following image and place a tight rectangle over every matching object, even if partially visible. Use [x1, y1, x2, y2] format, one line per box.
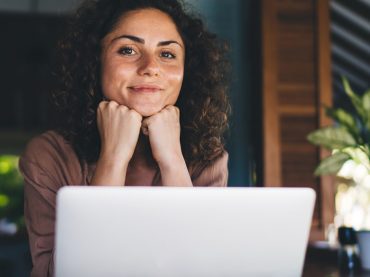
[137, 54, 160, 77]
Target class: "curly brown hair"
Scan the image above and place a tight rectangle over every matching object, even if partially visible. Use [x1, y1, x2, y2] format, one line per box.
[52, 0, 230, 170]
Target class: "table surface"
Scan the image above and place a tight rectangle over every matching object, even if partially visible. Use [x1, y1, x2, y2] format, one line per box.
[303, 242, 370, 277]
[2, 235, 370, 276]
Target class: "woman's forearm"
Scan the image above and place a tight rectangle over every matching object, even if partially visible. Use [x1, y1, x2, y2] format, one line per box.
[158, 156, 193, 187]
[90, 156, 128, 186]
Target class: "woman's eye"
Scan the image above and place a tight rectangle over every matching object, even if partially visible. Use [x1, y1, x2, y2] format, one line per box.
[160, 51, 176, 59]
[118, 47, 136, 56]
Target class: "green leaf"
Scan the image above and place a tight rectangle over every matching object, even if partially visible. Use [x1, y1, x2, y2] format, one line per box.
[325, 107, 359, 140]
[314, 151, 351, 176]
[324, 107, 351, 126]
[361, 144, 370, 157]
[362, 90, 370, 112]
[362, 89, 370, 130]
[307, 127, 356, 149]
[342, 77, 366, 121]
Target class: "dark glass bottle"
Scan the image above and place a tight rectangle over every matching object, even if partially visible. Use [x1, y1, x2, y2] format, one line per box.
[338, 226, 361, 275]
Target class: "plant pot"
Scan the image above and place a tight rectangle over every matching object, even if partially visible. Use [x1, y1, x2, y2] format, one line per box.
[356, 230, 370, 271]
[334, 178, 370, 230]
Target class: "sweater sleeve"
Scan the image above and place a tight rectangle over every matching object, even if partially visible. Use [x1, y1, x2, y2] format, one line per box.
[20, 158, 57, 277]
[192, 151, 229, 187]
[19, 131, 84, 277]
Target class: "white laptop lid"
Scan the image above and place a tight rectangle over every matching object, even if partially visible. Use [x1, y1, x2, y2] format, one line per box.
[55, 187, 315, 277]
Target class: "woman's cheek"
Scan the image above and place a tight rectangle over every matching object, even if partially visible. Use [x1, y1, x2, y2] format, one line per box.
[166, 64, 184, 87]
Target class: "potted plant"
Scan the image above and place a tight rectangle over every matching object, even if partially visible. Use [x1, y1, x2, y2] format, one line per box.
[307, 77, 370, 270]
[0, 154, 24, 236]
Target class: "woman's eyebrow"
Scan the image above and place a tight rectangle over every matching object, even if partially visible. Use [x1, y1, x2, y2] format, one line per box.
[111, 34, 183, 48]
[158, 40, 183, 48]
[112, 35, 144, 44]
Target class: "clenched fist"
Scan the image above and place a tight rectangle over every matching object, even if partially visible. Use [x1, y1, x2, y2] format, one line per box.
[141, 105, 182, 167]
[97, 100, 142, 164]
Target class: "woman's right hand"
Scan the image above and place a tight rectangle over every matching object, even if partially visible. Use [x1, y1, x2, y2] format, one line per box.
[97, 100, 142, 165]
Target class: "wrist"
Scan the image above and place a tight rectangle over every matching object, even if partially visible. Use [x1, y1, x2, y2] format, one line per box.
[158, 155, 193, 187]
[98, 153, 129, 171]
[157, 153, 186, 172]
[91, 156, 129, 186]
[99, 146, 132, 163]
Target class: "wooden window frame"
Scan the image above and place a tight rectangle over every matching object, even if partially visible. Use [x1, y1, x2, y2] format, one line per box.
[261, 0, 334, 241]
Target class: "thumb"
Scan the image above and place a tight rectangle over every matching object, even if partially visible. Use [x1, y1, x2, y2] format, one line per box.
[141, 119, 149, 136]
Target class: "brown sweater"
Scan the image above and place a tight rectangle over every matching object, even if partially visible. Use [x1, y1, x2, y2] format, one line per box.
[19, 130, 228, 277]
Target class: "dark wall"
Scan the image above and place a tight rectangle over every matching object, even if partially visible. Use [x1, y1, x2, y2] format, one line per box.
[0, 13, 66, 131]
[190, 0, 261, 186]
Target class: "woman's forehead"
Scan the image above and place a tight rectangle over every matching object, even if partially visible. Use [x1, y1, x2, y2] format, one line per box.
[104, 8, 184, 46]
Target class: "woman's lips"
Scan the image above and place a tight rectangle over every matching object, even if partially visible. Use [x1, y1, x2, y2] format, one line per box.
[128, 85, 163, 93]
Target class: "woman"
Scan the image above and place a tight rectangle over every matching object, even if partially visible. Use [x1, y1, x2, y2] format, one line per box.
[19, 0, 230, 276]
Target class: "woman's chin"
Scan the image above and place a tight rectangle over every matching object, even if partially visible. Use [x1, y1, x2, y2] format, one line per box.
[132, 106, 162, 117]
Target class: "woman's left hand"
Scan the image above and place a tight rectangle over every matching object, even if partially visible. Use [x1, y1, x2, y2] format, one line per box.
[142, 105, 192, 186]
[141, 105, 182, 167]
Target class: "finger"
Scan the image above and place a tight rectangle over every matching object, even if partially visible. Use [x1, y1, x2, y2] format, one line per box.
[117, 105, 129, 112]
[107, 100, 119, 108]
[141, 120, 149, 136]
[98, 100, 109, 109]
[141, 125, 149, 136]
[129, 109, 143, 122]
[163, 105, 173, 112]
[117, 103, 129, 109]
[164, 105, 179, 115]
[174, 106, 180, 116]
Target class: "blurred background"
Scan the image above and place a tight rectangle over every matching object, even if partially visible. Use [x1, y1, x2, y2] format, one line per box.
[0, 0, 369, 276]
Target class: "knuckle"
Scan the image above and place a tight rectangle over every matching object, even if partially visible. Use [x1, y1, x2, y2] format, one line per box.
[108, 101, 117, 108]
[118, 105, 128, 112]
[129, 109, 141, 120]
[98, 101, 106, 109]
[128, 109, 137, 116]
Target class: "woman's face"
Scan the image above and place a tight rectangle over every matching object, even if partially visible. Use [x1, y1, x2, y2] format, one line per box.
[100, 8, 185, 117]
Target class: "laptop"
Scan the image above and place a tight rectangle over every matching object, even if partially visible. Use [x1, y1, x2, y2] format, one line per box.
[54, 187, 315, 277]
